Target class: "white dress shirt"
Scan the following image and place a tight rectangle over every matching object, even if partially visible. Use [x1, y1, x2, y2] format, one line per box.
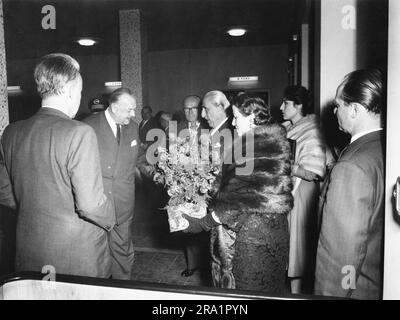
[350, 128, 383, 144]
[105, 108, 118, 137]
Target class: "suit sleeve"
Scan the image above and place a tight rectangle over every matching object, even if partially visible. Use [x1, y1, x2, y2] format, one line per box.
[67, 125, 116, 231]
[317, 160, 373, 297]
[0, 139, 17, 210]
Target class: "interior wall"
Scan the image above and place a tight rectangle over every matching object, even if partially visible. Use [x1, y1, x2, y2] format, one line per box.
[147, 44, 288, 115]
[6, 54, 120, 121]
[315, 0, 388, 153]
[384, 0, 400, 300]
[6, 44, 288, 122]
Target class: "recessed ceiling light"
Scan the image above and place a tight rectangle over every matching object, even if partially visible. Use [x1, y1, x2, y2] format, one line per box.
[227, 28, 246, 37]
[77, 38, 97, 46]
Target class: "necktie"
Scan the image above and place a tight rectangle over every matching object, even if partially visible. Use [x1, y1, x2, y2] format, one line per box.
[116, 125, 121, 144]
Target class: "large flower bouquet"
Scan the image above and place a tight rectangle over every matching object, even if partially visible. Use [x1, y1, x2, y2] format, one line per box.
[153, 134, 220, 232]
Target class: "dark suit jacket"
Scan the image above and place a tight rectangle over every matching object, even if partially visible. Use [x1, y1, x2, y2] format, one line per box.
[0, 107, 115, 277]
[211, 116, 235, 167]
[83, 111, 139, 225]
[139, 117, 158, 145]
[177, 120, 207, 140]
[315, 130, 384, 299]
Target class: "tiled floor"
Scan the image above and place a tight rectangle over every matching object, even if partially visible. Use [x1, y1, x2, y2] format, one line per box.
[131, 184, 212, 287]
[131, 251, 212, 287]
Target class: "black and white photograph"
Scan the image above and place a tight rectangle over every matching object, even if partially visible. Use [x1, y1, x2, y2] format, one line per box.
[0, 0, 398, 304]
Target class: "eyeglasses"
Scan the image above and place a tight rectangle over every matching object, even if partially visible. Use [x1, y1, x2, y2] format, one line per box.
[184, 107, 198, 112]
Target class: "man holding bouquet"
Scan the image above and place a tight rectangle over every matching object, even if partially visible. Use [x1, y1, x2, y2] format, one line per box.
[177, 95, 210, 277]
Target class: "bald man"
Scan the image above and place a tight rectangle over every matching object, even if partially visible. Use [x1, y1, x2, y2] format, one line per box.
[177, 95, 210, 277]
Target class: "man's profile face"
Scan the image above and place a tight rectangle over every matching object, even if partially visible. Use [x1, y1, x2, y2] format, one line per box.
[183, 98, 199, 123]
[334, 86, 353, 134]
[201, 100, 224, 128]
[111, 94, 136, 125]
[141, 108, 152, 121]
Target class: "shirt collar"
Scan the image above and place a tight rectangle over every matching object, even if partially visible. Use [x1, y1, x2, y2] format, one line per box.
[105, 108, 118, 135]
[42, 105, 70, 118]
[210, 117, 228, 136]
[350, 128, 383, 144]
[188, 121, 200, 130]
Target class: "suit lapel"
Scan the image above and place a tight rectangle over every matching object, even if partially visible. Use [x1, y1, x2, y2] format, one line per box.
[98, 112, 120, 175]
[99, 112, 118, 146]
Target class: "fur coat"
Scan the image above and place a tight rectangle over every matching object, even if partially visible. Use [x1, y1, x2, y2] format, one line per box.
[208, 123, 294, 291]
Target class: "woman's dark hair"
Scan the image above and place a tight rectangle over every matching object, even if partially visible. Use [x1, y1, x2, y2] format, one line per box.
[283, 86, 312, 115]
[237, 96, 272, 125]
[338, 69, 383, 114]
[231, 91, 248, 108]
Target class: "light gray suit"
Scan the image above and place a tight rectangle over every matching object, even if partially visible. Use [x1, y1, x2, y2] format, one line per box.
[0, 107, 115, 277]
[315, 131, 384, 299]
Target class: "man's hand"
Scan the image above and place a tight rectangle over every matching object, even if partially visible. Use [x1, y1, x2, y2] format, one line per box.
[182, 214, 204, 233]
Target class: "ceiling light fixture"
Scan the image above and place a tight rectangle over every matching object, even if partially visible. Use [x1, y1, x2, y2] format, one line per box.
[7, 86, 22, 93]
[105, 81, 122, 87]
[76, 38, 97, 46]
[227, 28, 246, 37]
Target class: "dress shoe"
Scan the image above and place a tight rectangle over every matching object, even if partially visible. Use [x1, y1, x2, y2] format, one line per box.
[181, 268, 198, 277]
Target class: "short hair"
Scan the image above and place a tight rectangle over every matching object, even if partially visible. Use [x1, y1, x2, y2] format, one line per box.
[160, 111, 173, 122]
[142, 106, 153, 114]
[109, 87, 134, 104]
[231, 91, 248, 108]
[237, 97, 272, 125]
[34, 53, 80, 99]
[182, 95, 201, 107]
[338, 69, 384, 114]
[203, 90, 230, 109]
[283, 86, 311, 115]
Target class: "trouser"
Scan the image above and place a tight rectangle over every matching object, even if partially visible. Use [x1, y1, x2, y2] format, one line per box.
[108, 216, 135, 280]
[0, 207, 16, 276]
[184, 232, 209, 270]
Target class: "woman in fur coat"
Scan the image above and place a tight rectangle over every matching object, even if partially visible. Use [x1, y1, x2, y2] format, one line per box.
[183, 96, 294, 293]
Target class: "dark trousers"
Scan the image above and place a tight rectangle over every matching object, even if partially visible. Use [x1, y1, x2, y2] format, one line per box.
[0, 206, 16, 276]
[183, 232, 209, 270]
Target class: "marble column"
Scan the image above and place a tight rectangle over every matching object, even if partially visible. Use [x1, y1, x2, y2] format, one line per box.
[119, 9, 147, 123]
[0, 0, 9, 136]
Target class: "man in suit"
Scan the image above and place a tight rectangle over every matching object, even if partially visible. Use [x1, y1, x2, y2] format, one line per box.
[182, 91, 235, 284]
[201, 90, 234, 167]
[0, 53, 115, 277]
[314, 69, 384, 299]
[83, 87, 139, 280]
[139, 106, 158, 151]
[177, 95, 210, 277]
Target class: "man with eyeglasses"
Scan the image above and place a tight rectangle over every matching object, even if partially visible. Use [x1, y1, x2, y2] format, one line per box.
[176, 95, 210, 277]
[83, 87, 139, 280]
[177, 95, 205, 139]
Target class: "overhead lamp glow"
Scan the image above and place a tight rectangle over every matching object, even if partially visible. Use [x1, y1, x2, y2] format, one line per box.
[227, 28, 246, 37]
[105, 81, 122, 87]
[77, 38, 97, 46]
[7, 86, 22, 92]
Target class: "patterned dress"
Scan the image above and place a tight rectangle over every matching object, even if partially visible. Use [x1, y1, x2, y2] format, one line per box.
[208, 124, 294, 293]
